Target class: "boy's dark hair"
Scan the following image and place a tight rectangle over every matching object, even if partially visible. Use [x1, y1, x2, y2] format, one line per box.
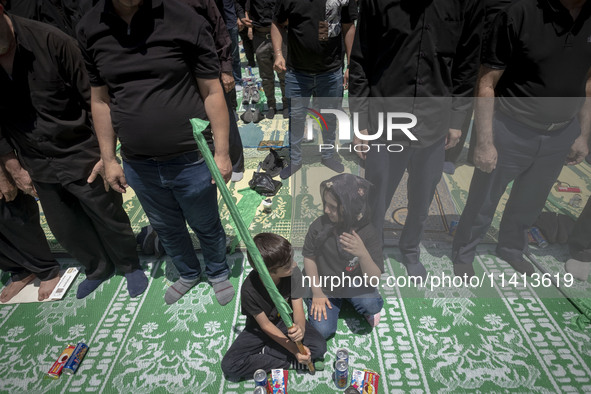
[247, 233, 293, 273]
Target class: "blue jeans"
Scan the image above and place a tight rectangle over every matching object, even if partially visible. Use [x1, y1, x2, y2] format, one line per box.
[285, 68, 343, 164]
[123, 151, 229, 282]
[229, 26, 242, 84]
[305, 290, 383, 339]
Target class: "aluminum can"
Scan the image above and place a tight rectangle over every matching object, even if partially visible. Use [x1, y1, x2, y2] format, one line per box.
[62, 342, 88, 375]
[254, 369, 268, 388]
[335, 359, 349, 389]
[336, 348, 349, 363]
[530, 227, 548, 248]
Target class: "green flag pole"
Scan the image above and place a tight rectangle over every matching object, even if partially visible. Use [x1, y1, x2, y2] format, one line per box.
[190, 118, 314, 372]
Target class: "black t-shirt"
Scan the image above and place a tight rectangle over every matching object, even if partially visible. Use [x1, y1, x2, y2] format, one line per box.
[241, 266, 304, 328]
[302, 215, 383, 297]
[77, 0, 220, 161]
[483, 0, 591, 123]
[274, 0, 357, 73]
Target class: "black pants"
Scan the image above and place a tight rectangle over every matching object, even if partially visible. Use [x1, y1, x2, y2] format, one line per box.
[34, 178, 140, 280]
[238, 28, 256, 67]
[365, 137, 446, 263]
[0, 192, 59, 281]
[452, 113, 580, 266]
[569, 197, 591, 262]
[221, 320, 327, 381]
[226, 89, 245, 173]
[253, 28, 286, 109]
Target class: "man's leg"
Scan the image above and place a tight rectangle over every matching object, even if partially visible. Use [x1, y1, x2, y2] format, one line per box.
[315, 69, 345, 172]
[347, 290, 384, 327]
[64, 178, 146, 297]
[164, 153, 234, 306]
[34, 181, 117, 298]
[567, 197, 591, 280]
[365, 146, 411, 244]
[452, 114, 552, 276]
[496, 119, 580, 271]
[399, 137, 445, 278]
[229, 25, 242, 84]
[123, 157, 203, 304]
[225, 89, 245, 178]
[239, 28, 256, 67]
[280, 70, 313, 179]
[253, 33, 277, 113]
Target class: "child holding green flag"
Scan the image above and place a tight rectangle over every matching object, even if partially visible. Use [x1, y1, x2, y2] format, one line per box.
[221, 233, 326, 380]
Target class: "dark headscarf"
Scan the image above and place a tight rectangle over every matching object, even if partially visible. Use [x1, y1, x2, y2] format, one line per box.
[315, 174, 373, 261]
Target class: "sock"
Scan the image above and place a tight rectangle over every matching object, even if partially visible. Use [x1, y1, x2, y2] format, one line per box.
[126, 269, 149, 298]
[165, 277, 200, 304]
[76, 278, 105, 299]
[212, 279, 235, 306]
[566, 259, 591, 281]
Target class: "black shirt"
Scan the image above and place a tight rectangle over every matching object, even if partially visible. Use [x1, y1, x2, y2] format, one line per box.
[302, 215, 383, 297]
[0, 15, 99, 184]
[7, 0, 81, 37]
[274, 0, 357, 74]
[484, 0, 591, 123]
[348, 0, 484, 148]
[241, 267, 304, 328]
[247, 0, 276, 28]
[77, 0, 220, 161]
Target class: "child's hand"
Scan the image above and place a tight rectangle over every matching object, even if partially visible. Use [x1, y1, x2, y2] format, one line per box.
[295, 345, 311, 364]
[340, 230, 368, 258]
[310, 297, 332, 321]
[288, 325, 304, 343]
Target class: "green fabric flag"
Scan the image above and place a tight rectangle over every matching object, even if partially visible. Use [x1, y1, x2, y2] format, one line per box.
[190, 118, 294, 327]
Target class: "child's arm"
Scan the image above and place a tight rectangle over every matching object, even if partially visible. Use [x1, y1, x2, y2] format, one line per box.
[304, 256, 333, 321]
[339, 230, 382, 279]
[254, 311, 311, 364]
[288, 298, 306, 342]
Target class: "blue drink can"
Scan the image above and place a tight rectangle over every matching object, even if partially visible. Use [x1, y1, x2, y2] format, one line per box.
[62, 342, 88, 375]
[336, 348, 349, 363]
[254, 369, 268, 388]
[530, 227, 548, 248]
[335, 359, 349, 389]
[449, 220, 459, 236]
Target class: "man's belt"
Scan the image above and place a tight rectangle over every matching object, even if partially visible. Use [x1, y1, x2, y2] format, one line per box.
[500, 108, 572, 132]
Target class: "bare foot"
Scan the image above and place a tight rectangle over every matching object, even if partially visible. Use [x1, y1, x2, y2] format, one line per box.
[39, 274, 61, 301]
[0, 273, 36, 303]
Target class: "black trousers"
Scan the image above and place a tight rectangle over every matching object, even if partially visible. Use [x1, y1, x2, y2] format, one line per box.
[221, 320, 327, 381]
[238, 28, 256, 67]
[226, 89, 245, 173]
[0, 192, 59, 281]
[34, 177, 140, 280]
[569, 197, 591, 262]
[452, 113, 580, 266]
[365, 137, 446, 264]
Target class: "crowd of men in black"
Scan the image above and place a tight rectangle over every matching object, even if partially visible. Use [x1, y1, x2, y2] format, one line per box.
[0, 0, 590, 309]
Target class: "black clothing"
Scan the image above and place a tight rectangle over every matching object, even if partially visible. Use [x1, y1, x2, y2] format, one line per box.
[77, 0, 220, 161]
[241, 267, 304, 328]
[7, 0, 81, 37]
[35, 178, 141, 280]
[0, 16, 99, 184]
[183, 0, 234, 74]
[246, 0, 275, 28]
[274, 0, 357, 73]
[569, 196, 591, 262]
[302, 215, 383, 296]
[221, 319, 326, 381]
[0, 192, 59, 282]
[222, 0, 238, 30]
[484, 0, 591, 124]
[348, 0, 484, 147]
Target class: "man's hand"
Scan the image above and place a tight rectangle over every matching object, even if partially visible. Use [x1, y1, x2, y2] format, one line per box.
[565, 136, 589, 165]
[10, 166, 38, 197]
[0, 171, 17, 202]
[339, 230, 368, 258]
[221, 73, 235, 93]
[241, 17, 253, 28]
[343, 68, 349, 90]
[309, 296, 332, 321]
[473, 142, 498, 173]
[295, 345, 311, 364]
[445, 128, 462, 150]
[287, 324, 304, 343]
[103, 159, 128, 193]
[237, 18, 245, 31]
[247, 27, 253, 40]
[214, 152, 232, 184]
[87, 159, 110, 191]
[353, 129, 369, 160]
[273, 54, 286, 72]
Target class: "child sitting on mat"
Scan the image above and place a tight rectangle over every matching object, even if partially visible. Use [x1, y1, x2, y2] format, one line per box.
[221, 233, 326, 380]
[304, 173, 384, 339]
